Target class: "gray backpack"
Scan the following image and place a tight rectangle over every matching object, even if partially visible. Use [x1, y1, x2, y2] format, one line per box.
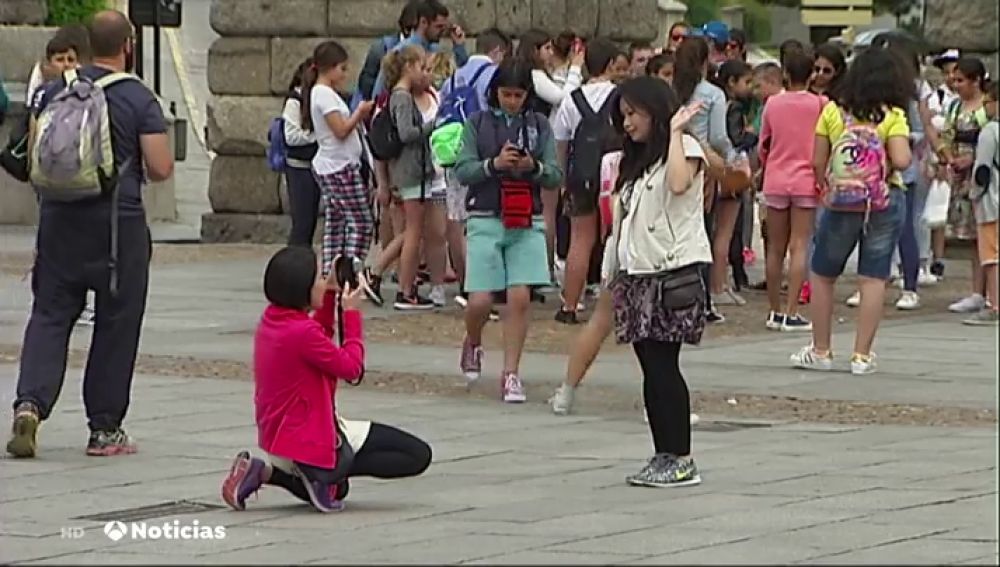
[30, 69, 137, 199]
[30, 69, 139, 297]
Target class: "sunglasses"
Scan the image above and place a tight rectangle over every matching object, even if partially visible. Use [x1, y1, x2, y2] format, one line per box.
[670, 33, 686, 42]
[813, 66, 835, 75]
[727, 41, 743, 50]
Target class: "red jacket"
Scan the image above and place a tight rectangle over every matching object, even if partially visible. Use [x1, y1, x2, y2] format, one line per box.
[254, 292, 365, 469]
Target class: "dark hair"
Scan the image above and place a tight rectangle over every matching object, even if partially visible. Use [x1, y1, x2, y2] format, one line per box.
[779, 38, 805, 67]
[477, 27, 512, 57]
[954, 57, 988, 90]
[487, 56, 534, 110]
[263, 247, 317, 311]
[646, 53, 674, 76]
[416, 0, 449, 23]
[668, 21, 689, 39]
[288, 57, 314, 94]
[629, 41, 653, 60]
[673, 37, 709, 103]
[300, 41, 350, 132]
[54, 24, 91, 62]
[87, 10, 132, 59]
[715, 59, 752, 97]
[517, 29, 552, 70]
[782, 51, 813, 86]
[552, 31, 576, 60]
[874, 33, 922, 77]
[835, 47, 913, 124]
[584, 37, 620, 78]
[812, 42, 847, 94]
[610, 76, 681, 192]
[984, 80, 999, 101]
[729, 28, 746, 47]
[399, 0, 422, 34]
[46, 35, 77, 60]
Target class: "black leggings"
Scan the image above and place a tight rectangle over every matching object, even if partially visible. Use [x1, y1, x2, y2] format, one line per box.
[286, 166, 321, 246]
[632, 340, 690, 457]
[266, 422, 431, 501]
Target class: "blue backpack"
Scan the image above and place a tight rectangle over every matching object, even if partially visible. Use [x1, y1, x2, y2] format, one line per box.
[436, 62, 492, 127]
[266, 117, 287, 172]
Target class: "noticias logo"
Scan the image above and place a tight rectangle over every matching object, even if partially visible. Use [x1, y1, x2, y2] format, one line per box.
[103, 520, 226, 541]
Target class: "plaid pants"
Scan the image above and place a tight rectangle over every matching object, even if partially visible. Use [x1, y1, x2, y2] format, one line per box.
[314, 163, 374, 276]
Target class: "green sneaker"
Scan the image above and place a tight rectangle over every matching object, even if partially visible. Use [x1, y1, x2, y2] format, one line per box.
[963, 309, 999, 327]
[627, 454, 701, 488]
[6, 402, 40, 458]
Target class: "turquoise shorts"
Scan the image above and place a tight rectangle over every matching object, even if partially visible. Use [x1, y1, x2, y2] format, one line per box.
[399, 184, 445, 202]
[464, 216, 550, 292]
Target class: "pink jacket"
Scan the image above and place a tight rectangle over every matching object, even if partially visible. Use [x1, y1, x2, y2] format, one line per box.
[254, 291, 365, 469]
[758, 91, 827, 197]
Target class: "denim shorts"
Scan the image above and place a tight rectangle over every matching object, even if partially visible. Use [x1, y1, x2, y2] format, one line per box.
[811, 188, 906, 280]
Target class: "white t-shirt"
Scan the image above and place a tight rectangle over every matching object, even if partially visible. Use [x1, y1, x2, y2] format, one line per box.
[420, 92, 448, 197]
[310, 84, 363, 175]
[552, 81, 618, 142]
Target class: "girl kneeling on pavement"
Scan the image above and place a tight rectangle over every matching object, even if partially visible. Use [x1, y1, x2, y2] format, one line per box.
[222, 247, 431, 513]
[454, 57, 563, 403]
[602, 77, 709, 487]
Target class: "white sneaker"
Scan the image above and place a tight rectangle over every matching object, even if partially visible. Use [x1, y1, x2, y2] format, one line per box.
[895, 291, 921, 311]
[790, 345, 834, 371]
[727, 289, 747, 306]
[454, 294, 468, 308]
[502, 372, 527, 403]
[429, 285, 447, 307]
[917, 268, 939, 287]
[949, 294, 987, 314]
[850, 352, 877, 375]
[690, 413, 700, 426]
[549, 383, 575, 415]
[845, 290, 861, 308]
[559, 293, 586, 312]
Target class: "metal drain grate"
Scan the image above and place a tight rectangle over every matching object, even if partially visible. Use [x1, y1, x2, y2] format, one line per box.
[74, 500, 223, 523]
[696, 421, 773, 433]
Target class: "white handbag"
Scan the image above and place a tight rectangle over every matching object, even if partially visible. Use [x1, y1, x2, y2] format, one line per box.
[922, 179, 951, 229]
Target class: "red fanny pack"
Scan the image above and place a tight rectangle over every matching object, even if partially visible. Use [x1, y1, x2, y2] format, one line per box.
[500, 179, 533, 229]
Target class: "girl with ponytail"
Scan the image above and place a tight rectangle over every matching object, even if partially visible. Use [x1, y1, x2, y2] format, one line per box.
[301, 41, 376, 278]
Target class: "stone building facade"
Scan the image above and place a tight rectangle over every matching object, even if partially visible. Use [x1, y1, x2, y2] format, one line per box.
[202, 0, 658, 243]
[923, 0, 998, 78]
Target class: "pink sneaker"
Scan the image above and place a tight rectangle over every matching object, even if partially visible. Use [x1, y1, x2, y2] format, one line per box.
[460, 337, 483, 382]
[502, 372, 526, 403]
[798, 281, 811, 305]
[742, 247, 756, 266]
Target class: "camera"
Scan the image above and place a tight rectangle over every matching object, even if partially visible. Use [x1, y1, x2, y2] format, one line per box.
[332, 254, 364, 289]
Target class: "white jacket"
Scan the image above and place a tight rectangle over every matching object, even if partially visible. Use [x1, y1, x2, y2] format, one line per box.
[602, 135, 712, 281]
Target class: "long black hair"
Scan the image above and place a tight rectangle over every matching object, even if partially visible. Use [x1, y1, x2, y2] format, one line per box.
[610, 76, 681, 193]
[714, 59, 752, 99]
[487, 56, 535, 110]
[299, 41, 350, 132]
[673, 37, 709, 104]
[287, 57, 314, 96]
[263, 247, 317, 311]
[835, 47, 913, 124]
[812, 42, 846, 97]
[516, 29, 552, 71]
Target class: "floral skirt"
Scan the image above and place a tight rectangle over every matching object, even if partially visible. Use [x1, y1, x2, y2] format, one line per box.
[610, 272, 707, 346]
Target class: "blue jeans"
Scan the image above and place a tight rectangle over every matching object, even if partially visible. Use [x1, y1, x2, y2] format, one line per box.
[812, 189, 907, 280]
[897, 185, 921, 292]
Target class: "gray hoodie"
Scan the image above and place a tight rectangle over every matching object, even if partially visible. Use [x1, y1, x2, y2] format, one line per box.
[387, 88, 435, 191]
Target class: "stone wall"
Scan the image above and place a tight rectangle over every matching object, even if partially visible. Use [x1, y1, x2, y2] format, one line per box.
[202, 0, 658, 243]
[923, 0, 999, 77]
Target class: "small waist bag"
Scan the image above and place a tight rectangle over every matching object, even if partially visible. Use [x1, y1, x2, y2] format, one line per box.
[500, 178, 532, 229]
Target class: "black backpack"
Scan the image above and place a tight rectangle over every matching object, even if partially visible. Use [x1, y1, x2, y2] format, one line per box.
[567, 88, 620, 194]
[367, 102, 403, 161]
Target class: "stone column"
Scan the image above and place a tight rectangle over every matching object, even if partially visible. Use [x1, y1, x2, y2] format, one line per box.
[202, 0, 658, 243]
[924, 0, 999, 77]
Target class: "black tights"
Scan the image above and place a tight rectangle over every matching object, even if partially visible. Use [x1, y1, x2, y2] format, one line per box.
[632, 340, 690, 457]
[265, 422, 432, 501]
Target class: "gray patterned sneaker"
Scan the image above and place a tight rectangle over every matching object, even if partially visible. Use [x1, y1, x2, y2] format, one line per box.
[627, 454, 701, 488]
[86, 428, 137, 456]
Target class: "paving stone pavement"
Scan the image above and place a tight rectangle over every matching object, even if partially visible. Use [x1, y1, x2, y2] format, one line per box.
[0, 367, 997, 565]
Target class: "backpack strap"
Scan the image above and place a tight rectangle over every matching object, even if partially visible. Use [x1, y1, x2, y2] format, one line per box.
[468, 62, 492, 89]
[570, 89, 594, 119]
[95, 72, 140, 89]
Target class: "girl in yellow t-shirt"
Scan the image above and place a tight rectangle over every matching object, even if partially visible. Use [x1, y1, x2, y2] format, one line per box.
[791, 48, 913, 376]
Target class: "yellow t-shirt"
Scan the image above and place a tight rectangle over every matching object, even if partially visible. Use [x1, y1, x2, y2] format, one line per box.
[815, 101, 910, 187]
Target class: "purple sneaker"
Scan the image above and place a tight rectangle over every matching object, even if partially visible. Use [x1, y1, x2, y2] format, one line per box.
[296, 468, 345, 513]
[221, 451, 266, 511]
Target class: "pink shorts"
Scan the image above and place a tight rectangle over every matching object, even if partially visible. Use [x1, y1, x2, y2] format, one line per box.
[765, 193, 818, 210]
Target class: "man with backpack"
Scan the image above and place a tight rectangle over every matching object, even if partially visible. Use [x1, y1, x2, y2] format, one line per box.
[6, 10, 174, 459]
[552, 39, 623, 325]
[368, 0, 468, 100]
